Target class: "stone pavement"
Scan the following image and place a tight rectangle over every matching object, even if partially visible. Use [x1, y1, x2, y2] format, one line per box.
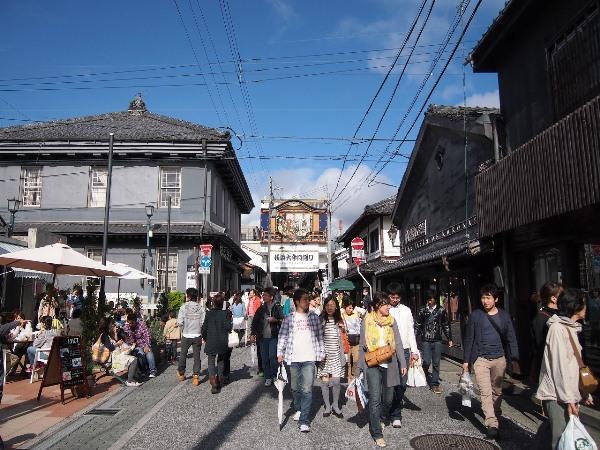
[30, 346, 541, 450]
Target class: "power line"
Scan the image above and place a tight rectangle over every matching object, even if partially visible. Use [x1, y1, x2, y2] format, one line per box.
[331, 0, 437, 204]
[330, 0, 430, 201]
[368, 0, 485, 183]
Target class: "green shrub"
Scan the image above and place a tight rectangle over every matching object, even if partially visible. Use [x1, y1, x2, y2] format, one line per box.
[167, 290, 185, 312]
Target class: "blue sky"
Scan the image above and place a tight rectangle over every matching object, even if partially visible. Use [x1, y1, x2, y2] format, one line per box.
[0, 0, 505, 227]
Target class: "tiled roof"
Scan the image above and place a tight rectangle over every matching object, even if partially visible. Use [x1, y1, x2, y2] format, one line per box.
[344, 258, 398, 276]
[375, 242, 470, 276]
[338, 195, 396, 243]
[13, 221, 220, 235]
[0, 110, 228, 142]
[427, 104, 499, 120]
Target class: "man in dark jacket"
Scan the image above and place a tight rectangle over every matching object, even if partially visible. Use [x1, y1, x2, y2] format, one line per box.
[462, 284, 520, 440]
[251, 286, 284, 386]
[415, 292, 452, 394]
[0, 314, 23, 403]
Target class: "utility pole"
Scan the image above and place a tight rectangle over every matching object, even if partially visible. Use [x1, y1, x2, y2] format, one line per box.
[265, 177, 274, 288]
[165, 195, 172, 295]
[326, 198, 333, 288]
[99, 133, 114, 312]
[200, 138, 208, 302]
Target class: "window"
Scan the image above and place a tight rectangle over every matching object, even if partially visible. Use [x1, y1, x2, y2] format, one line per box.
[89, 167, 108, 207]
[369, 228, 380, 254]
[361, 235, 369, 254]
[20, 167, 42, 207]
[86, 248, 103, 262]
[159, 168, 181, 208]
[156, 248, 178, 291]
[548, 4, 600, 119]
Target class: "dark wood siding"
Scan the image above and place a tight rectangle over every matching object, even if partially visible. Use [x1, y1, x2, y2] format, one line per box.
[476, 94, 600, 237]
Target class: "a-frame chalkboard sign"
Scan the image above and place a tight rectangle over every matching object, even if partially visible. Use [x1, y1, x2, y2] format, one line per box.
[37, 336, 89, 403]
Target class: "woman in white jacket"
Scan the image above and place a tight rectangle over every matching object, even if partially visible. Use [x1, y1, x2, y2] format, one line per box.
[536, 288, 593, 449]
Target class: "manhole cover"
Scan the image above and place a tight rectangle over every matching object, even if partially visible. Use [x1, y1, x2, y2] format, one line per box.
[410, 434, 499, 450]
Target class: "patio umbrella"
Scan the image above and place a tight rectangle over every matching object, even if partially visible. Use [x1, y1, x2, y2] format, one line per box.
[328, 279, 357, 291]
[0, 243, 121, 282]
[104, 262, 156, 300]
[274, 363, 288, 428]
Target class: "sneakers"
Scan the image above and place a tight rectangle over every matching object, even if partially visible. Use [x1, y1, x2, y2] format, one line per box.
[380, 422, 386, 431]
[192, 374, 200, 386]
[177, 372, 185, 382]
[293, 411, 301, 421]
[431, 386, 442, 394]
[264, 378, 273, 387]
[148, 373, 156, 379]
[257, 371, 264, 378]
[125, 381, 141, 387]
[392, 419, 402, 428]
[299, 424, 311, 433]
[375, 438, 386, 448]
[486, 426, 499, 440]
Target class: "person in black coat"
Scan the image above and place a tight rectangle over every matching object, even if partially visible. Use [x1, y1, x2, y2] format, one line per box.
[0, 313, 24, 403]
[201, 294, 232, 394]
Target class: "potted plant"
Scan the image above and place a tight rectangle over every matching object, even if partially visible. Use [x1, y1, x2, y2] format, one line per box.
[79, 278, 100, 392]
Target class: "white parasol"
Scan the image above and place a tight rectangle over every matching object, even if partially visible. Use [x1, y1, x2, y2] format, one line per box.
[274, 363, 288, 427]
[0, 243, 121, 282]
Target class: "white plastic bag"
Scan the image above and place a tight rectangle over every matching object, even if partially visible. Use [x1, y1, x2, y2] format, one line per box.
[249, 343, 257, 368]
[558, 415, 597, 450]
[407, 361, 428, 387]
[355, 373, 368, 409]
[345, 378, 358, 403]
[458, 372, 476, 408]
[228, 330, 239, 348]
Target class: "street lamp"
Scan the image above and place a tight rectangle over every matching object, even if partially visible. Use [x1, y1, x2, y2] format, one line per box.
[6, 197, 21, 237]
[145, 204, 154, 304]
[387, 225, 400, 247]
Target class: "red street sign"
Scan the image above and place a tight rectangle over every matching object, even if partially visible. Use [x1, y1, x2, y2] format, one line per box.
[353, 257, 362, 266]
[351, 237, 364, 251]
[199, 244, 213, 257]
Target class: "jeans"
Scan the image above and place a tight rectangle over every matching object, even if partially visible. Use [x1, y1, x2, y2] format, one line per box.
[543, 400, 569, 449]
[207, 354, 224, 378]
[178, 336, 202, 375]
[259, 337, 278, 380]
[27, 346, 37, 365]
[133, 347, 156, 374]
[389, 349, 411, 420]
[126, 357, 137, 382]
[421, 340, 442, 387]
[365, 365, 393, 439]
[166, 339, 178, 362]
[290, 361, 315, 426]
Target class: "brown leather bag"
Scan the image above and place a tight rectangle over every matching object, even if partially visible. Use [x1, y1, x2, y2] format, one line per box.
[365, 345, 395, 367]
[565, 325, 598, 395]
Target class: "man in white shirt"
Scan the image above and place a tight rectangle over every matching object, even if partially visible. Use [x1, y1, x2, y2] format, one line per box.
[386, 282, 419, 428]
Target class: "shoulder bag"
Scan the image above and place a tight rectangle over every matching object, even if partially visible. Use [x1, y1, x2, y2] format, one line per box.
[91, 335, 111, 364]
[365, 345, 395, 367]
[565, 325, 598, 395]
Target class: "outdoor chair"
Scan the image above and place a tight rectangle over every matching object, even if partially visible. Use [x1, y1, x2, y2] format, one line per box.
[95, 354, 127, 386]
[30, 347, 51, 383]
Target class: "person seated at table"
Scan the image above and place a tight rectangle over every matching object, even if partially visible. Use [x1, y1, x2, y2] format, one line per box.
[9, 310, 32, 362]
[0, 313, 24, 403]
[123, 313, 157, 378]
[67, 309, 83, 336]
[26, 316, 58, 373]
[98, 317, 140, 387]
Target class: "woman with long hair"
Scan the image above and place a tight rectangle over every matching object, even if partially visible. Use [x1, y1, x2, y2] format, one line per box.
[317, 296, 346, 418]
[201, 294, 233, 394]
[97, 317, 140, 387]
[359, 292, 407, 448]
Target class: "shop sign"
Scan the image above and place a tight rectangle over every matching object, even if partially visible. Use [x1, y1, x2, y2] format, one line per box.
[270, 251, 319, 272]
[404, 220, 427, 243]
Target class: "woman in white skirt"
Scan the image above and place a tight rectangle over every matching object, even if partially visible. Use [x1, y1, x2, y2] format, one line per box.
[231, 292, 247, 347]
[317, 296, 347, 418]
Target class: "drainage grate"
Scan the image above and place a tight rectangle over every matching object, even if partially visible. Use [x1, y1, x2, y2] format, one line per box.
[84, 408, 121, 416]
[410, 434, 499, 450]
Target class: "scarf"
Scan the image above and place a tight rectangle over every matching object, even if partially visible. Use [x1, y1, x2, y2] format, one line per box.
[364, 312, 395, 352]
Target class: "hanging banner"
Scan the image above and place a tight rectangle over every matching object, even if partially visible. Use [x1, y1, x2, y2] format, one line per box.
[270, 251, 319, 272]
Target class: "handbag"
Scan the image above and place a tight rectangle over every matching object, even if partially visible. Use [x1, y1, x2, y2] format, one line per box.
[565, 325, 599, 395]
[341, 330, 350, 354]
[228, 330, 240, 348]
[365, 344, 395, 367]
[91, 335, 111, 364]
[348, 334, 360, 346]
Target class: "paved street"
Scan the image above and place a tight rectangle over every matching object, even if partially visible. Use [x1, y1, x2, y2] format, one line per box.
[29, 348, 537, 450]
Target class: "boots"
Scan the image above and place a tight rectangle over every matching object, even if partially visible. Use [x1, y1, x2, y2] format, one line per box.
[177, 371, 185, 382]
[192, 374, 200, 386]
[210, 376, 220, 394]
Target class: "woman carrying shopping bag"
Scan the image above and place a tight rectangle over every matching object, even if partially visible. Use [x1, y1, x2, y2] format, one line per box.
[317, 296, 347, 418]
[535, 288, 596, 449]
[358, 292, 407, 448]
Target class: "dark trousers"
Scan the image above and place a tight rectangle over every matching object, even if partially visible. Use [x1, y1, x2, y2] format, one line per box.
[259, 337, 278, 379]
[166, 339, 179, 362]
[178, 336, 202, 376]
[223, 347, 233, 377]
[389, 349, 411, 420]
[421, 340, 442, 387]
[207, 354, 224, 378]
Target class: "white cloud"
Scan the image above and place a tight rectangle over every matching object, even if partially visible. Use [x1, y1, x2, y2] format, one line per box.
[241, 164, 398, 230]
[464, 89, 499, 108]
[265, 0, 297, 23]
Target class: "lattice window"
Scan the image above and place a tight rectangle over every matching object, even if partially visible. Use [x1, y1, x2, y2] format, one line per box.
[20, 167, 42, 207]
[89, 167, 108, 207]
[156, 248, 178, 291]
[159, 168, 181, 208]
